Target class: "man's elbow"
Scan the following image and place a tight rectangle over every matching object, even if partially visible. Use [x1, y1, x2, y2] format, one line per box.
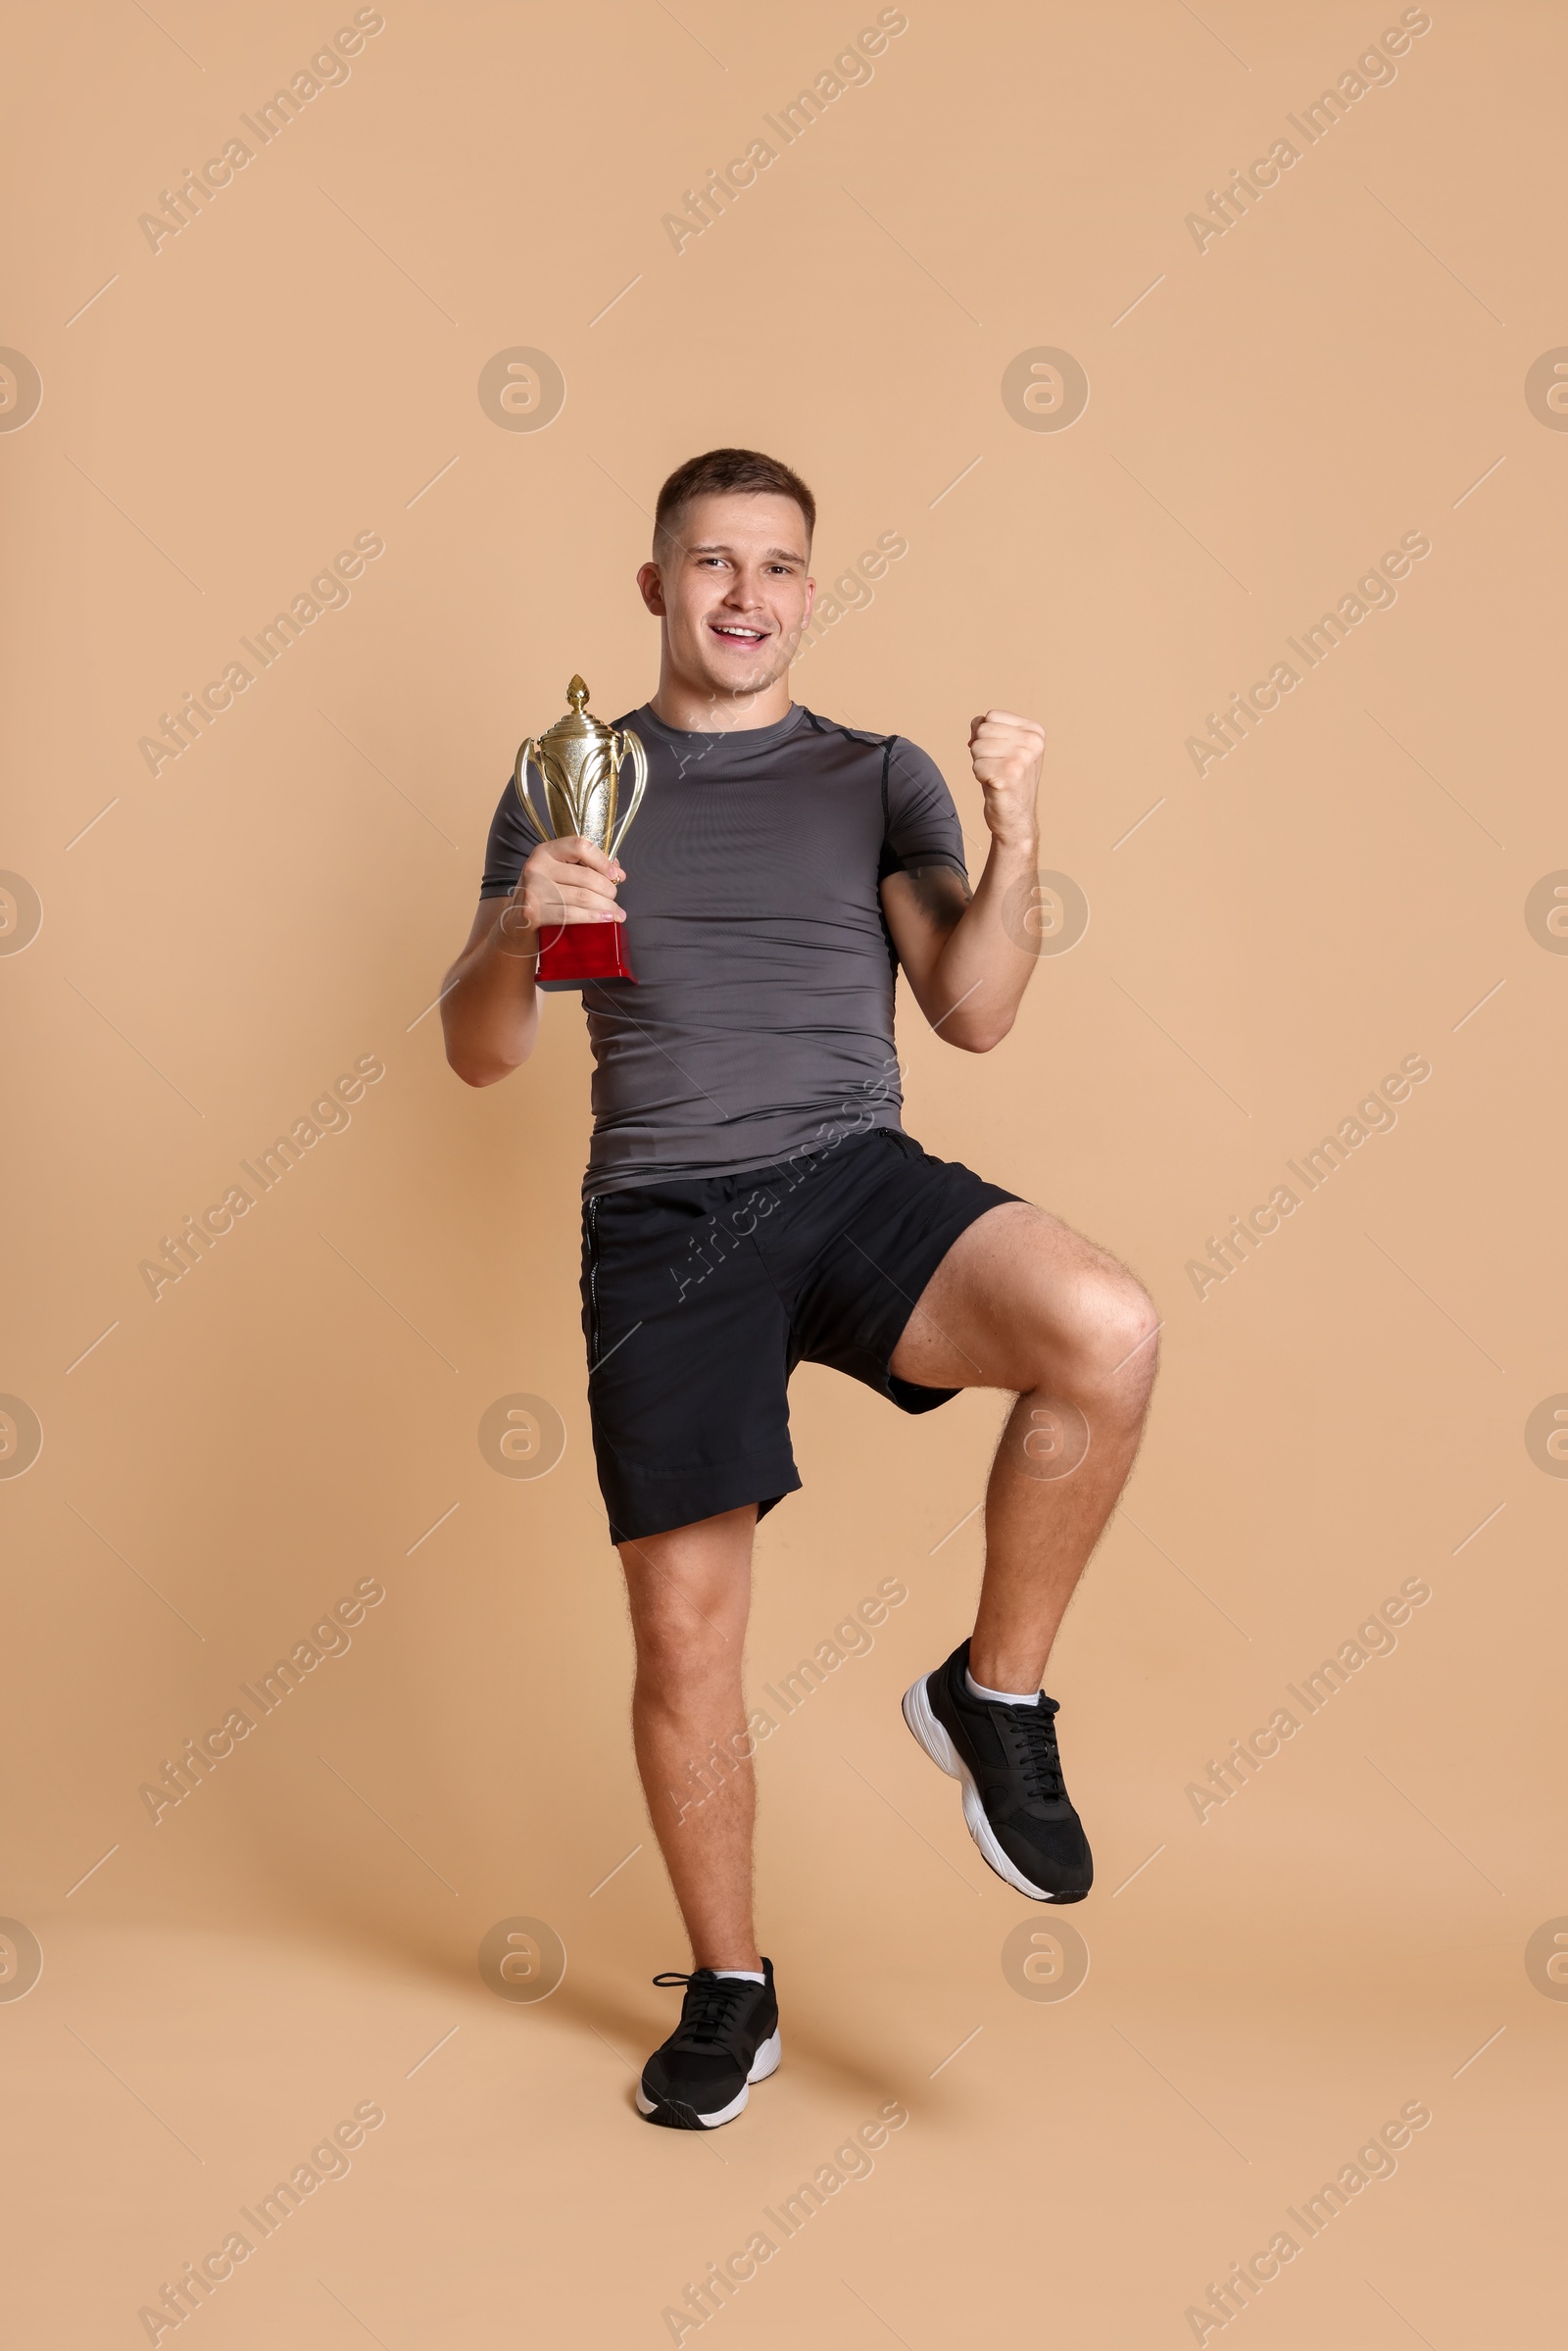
[942, 1014, 1015, 1054]
[444, 1031, 528, 1088]
[449, 1048, 529, 1087]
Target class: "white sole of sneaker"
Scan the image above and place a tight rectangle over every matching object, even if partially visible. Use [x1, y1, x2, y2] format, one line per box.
[901, 1672, 1060, 1903]
[635, 2028, 782, 2129]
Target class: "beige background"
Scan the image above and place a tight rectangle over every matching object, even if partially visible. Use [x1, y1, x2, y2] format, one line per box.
[3, 1, 1564, 2342]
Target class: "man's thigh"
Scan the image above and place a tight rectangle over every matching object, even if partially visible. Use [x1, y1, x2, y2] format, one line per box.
[586, 1183, 800, 1543]
[887, 1200, 1147, 1395]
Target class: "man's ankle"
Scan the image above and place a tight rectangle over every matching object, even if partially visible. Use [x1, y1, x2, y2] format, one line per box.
[968, 1648, 1047, 1696]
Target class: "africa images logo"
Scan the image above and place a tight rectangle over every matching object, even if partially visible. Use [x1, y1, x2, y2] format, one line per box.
[661, 11, 908, 255]
[135, 11, 387, 256]
[1184, 1054, 1431, 1299]
[138, 1054, 385, 1301]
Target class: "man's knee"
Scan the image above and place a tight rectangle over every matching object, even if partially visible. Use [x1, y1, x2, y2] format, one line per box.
[1032, 1261, 1159, 1406]
[627, 1585, 718, 1667]
[1094, 1270, 1160, 1387]
[622, 1562, 739, 1690]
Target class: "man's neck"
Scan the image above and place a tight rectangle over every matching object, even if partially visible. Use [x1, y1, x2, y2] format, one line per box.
[650, 667, 794, 734]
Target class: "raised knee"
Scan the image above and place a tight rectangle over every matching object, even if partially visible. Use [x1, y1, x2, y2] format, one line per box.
[1060, 1269, 1159, 1397]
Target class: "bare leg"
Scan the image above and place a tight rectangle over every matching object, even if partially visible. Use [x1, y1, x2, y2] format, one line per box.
[617, 1504, 761, 1971]
[890, 1201, 1160, 1690]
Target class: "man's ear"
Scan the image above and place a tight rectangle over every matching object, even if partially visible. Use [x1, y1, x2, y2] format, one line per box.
[636, 560, 667, 617]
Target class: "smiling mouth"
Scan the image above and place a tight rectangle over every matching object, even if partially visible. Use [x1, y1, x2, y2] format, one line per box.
[709, 621, 769, 646]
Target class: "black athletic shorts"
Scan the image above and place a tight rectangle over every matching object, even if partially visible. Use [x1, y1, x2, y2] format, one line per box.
[579, 1126, 1019, 1543]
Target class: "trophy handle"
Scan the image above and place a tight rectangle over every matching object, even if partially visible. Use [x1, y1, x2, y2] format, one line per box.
[607, 727, 648, 861]
[514, 738, 553, 844]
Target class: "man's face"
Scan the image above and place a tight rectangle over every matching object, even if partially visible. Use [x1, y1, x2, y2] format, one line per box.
[638, 491, 814, 704]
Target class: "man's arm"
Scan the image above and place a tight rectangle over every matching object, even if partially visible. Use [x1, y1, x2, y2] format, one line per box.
[879, 709, 1045, 1054]
[441, 836, 623, 1087]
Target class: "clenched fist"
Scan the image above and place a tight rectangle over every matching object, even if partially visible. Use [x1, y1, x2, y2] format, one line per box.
[968, 709, 1045, 849]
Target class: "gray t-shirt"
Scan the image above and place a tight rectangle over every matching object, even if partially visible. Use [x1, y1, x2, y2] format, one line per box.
[479, 701, 968, 1197]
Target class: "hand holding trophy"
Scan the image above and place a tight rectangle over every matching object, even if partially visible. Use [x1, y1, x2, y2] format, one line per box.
[514, 676, 649, 985]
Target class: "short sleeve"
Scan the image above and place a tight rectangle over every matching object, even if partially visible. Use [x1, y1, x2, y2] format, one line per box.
[879, 737, 968, 882]
[478, 774, 544, 898]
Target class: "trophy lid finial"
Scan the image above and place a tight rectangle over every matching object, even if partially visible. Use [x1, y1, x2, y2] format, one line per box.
[566, 674, 589, 712]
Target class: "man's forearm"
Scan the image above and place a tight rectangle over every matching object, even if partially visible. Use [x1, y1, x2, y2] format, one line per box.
[441, 905, 541, 1086]
[927, 831, 1041, 1052]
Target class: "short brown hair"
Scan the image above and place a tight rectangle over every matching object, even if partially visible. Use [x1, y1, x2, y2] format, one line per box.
[654, 447, 815, 559]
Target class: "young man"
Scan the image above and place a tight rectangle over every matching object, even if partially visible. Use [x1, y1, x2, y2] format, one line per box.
[442, 449, 1158, 2131]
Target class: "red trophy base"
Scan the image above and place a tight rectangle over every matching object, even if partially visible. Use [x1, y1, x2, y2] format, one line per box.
[536, 919, 637, 987]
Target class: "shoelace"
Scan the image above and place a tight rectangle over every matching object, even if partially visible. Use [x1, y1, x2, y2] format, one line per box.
[651, 1970, 752, 2050]
[1004, 1703, 1065, 1803]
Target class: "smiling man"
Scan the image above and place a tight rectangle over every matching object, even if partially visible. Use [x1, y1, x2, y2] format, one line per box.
[441, 448, 1159, 2130]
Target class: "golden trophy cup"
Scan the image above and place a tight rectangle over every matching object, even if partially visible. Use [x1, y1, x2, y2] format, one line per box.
[514, 675, 648, 985]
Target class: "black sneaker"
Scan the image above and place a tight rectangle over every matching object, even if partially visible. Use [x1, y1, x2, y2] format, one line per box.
[636, 1961, 781, 2130]
[902, 1640, 1093, 1902]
